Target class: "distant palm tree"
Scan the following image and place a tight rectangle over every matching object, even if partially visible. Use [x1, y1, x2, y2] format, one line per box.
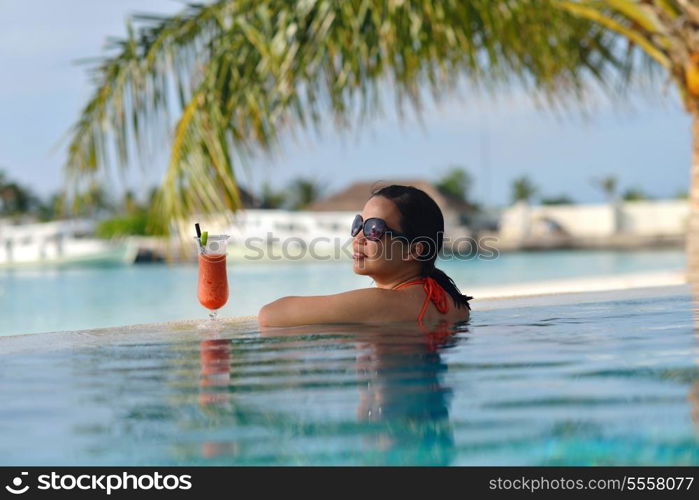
[0, 183, 33, 215]
[123, 190, 139, 214]
[259, 182, 286, 209]
[435, 166, 473, 204]
[44, 191, 68, 221]
[287, 177, 324, 210]
[592, 175, 623, 233]
[511, 176, 538, 204]
[592, 175, 618, 202]
[541, 194, 575, 205]
[0, 169, 39, 216]
[622, 187, 649, 201]
[71, 184, 114, 218]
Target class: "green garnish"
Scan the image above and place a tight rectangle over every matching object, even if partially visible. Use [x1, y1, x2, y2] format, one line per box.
[200, 231, 208, 247]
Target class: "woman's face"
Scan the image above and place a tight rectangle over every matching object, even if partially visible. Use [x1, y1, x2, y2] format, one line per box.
[352, 196, 412, 278]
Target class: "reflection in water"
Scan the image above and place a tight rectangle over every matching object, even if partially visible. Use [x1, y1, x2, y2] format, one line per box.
[194, 321, 467, 464]
[198, 328, 237, 458]
[689, 284, 699, 432]
[690, 380, 699, 430]
[199, 337, 231, 406]
[354, 324, 459, 465]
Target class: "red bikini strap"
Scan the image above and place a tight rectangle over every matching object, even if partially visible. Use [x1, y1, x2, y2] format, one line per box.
[393, 279, 426, 290]
[394, 277, 449, 324]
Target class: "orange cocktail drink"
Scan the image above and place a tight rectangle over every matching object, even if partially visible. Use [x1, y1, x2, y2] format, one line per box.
[198, 253, 229, 311]
[195, 234, 230, 323]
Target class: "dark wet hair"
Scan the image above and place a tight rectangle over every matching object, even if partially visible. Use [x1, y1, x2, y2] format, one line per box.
[372, 184, 473, 311]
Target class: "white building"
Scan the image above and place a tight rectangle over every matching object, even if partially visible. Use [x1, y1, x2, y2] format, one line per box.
[497, 200, 689, 249]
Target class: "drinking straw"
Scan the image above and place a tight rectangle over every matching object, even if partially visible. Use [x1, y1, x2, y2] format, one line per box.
[195, 223, 205, 253]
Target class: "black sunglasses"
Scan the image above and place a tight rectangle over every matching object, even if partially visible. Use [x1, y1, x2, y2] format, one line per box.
[351, 214, 408, 241]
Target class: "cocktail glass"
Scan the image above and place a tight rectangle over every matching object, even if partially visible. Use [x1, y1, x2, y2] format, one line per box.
[195, 234, 230, 326]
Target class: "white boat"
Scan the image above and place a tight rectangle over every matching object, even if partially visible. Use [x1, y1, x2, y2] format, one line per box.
[0, 219, 138, 269]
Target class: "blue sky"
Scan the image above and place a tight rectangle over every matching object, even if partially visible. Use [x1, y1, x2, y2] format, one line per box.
[0, 0, 692, 207]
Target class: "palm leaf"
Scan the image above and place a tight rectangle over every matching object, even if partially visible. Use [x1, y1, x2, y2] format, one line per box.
[557, 1, 671, 68]
[65, 0, 644, 235]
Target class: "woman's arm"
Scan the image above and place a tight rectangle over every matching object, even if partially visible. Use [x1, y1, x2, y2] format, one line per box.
[258, 288, 405, 327]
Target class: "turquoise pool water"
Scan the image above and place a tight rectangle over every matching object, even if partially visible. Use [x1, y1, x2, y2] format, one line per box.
[1, 285, 697, 465]
[0, 248, 686, 336]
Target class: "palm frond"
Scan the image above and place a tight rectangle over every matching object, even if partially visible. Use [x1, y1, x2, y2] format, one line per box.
[65, 0, 648, 232]
[558, 1, 671, 67]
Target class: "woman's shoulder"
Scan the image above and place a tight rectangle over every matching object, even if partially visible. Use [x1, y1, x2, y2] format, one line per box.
[332, 287, 422, 322]
[259, 287, 396, 326]
[334, 286, 413, 307]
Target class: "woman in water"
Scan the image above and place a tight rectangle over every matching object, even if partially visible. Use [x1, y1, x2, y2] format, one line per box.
[258, 185, 472, 327]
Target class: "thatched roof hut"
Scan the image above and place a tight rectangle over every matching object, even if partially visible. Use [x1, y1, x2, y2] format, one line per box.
[308, 179, 470, 214]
